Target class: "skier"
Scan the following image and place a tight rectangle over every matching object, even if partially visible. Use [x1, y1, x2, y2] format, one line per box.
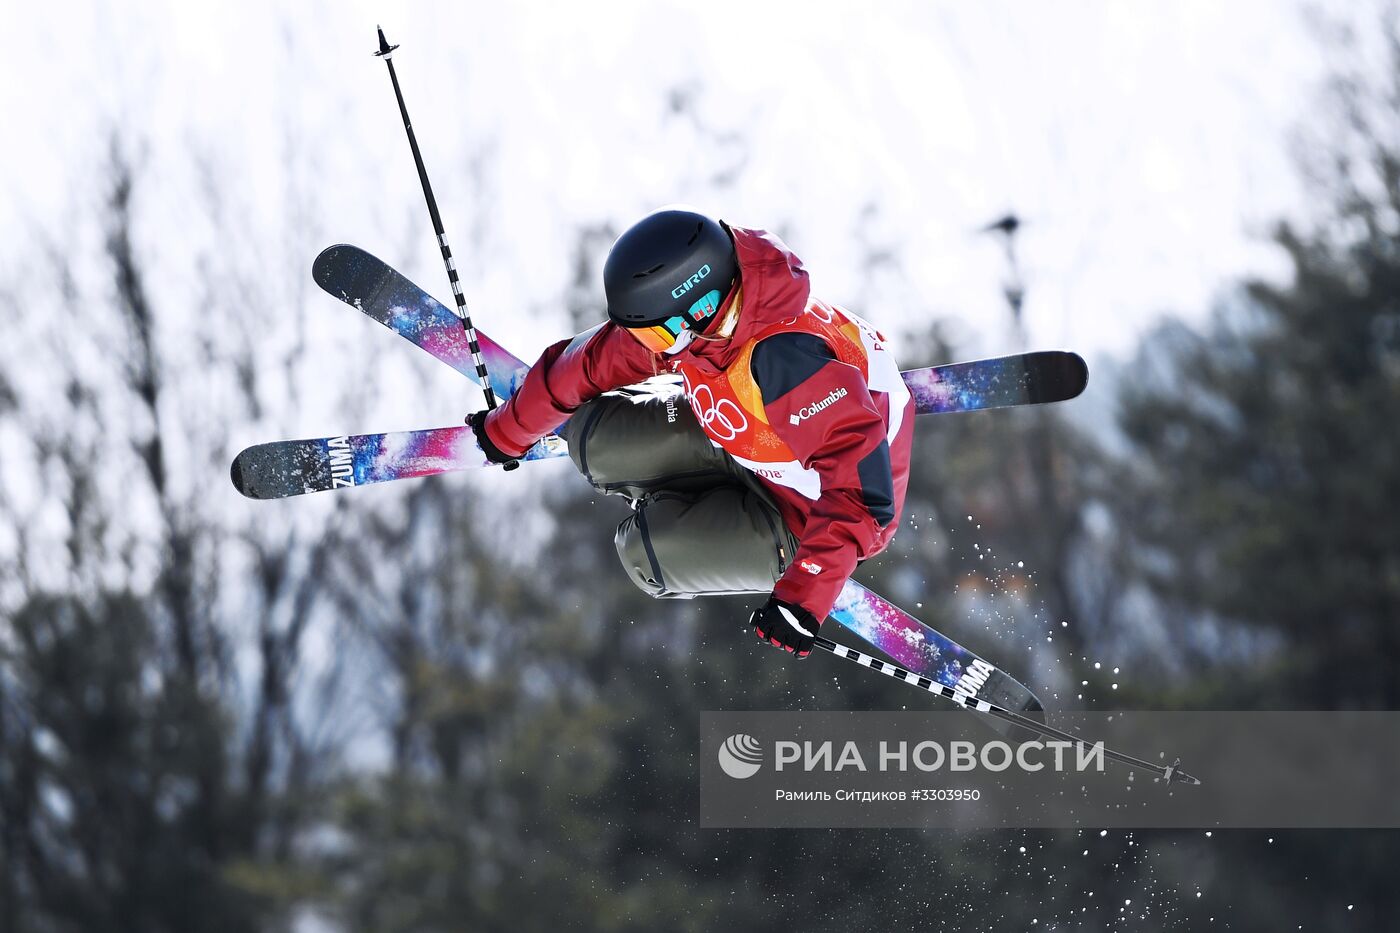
[469, 208, 913, 658]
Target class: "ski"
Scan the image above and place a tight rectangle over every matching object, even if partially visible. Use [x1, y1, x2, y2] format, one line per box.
[902, 349, 1086, 414]
[230, 427, 568, 500]
[313, 244, 1086, 414]
[829, 580, 1042, 720]
[231, 350, 1088, 500]
[312, 244, 530, 401]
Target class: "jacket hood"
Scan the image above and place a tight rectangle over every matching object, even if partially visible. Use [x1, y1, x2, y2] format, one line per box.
[676, 224, 811, 372]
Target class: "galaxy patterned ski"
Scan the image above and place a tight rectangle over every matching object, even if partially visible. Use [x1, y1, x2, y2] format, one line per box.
[828, 580, 1042, 718]
[312, 245, 530, 402]
[230, 427, 569, 500]
[230, 352, 1087, 499]
[902, 350, 1087, 415]
[313, 244, 1085, 415]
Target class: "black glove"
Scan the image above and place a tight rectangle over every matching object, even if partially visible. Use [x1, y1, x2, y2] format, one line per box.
[467, 411, 520, 470]
[750, 596, 822, 659]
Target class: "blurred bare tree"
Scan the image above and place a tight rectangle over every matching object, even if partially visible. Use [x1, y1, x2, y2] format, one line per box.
[0, 138, 356, 931]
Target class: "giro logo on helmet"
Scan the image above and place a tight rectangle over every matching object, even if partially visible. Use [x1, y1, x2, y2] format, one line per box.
[670, 263, 712, 299]
[788, 388, 849, 426]
[687, 383, 749, 441]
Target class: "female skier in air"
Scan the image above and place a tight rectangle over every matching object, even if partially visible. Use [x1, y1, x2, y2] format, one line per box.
[470, 208, 913, 657]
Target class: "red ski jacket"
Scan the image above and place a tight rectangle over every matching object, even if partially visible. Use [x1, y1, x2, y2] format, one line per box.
[483, 225, 914, 619]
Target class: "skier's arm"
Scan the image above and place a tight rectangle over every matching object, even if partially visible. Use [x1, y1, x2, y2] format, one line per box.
[483, 323, 658, 457]
[753, 334, 896, 621]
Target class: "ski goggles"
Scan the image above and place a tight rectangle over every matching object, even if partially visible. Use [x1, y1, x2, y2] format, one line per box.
[627, 315, 693, 354]
[624, 288, 724, 354]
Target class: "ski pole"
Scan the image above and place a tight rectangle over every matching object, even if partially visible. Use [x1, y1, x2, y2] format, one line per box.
[812, 635, 1201, 786]
[374, 26, 518, 470]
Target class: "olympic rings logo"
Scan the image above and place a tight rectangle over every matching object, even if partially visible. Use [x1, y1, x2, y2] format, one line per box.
[686, 382, 749, 441]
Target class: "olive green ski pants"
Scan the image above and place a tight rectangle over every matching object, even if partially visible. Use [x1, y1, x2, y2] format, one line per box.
[561, 378, 798, 599]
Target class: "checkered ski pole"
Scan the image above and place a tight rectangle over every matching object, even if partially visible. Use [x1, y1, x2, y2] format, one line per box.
[374, 26, 519, 470]
[812, 636, 1201, 786]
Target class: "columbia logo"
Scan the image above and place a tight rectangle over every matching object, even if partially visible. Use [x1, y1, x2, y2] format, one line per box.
[789, 388, 849, 425]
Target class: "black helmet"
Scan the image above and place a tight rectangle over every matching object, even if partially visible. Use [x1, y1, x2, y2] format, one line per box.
[603, 208, 739, 335]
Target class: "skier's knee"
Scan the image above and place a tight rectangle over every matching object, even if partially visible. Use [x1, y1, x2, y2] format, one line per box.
[613, 487, 796, 599]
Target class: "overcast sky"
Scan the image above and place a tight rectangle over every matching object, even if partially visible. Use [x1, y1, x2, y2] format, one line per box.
[3, 1, 1333, 427]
